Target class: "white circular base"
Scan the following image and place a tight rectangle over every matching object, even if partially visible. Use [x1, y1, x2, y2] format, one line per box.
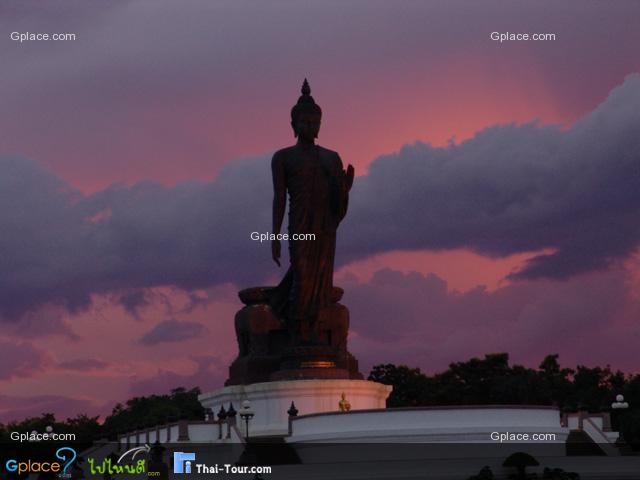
[198, 379, 392, 437]
[287, 406, 569, 443]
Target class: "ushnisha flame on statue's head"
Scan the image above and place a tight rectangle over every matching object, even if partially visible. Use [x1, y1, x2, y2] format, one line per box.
[291, 79, 322, 138]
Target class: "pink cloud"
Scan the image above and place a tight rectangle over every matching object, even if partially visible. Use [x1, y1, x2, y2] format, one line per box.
[138, 319, 209, 346]
[0, 339, 50, 380]
[129, 355, 227, 397]
[57, 358, 110, 372]
[343, 266, 640, 375]
[0, 394, 101, 423]
[2, 2, 639, 191]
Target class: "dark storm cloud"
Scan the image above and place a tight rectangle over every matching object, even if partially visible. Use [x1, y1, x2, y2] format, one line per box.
[341, 74, 640, 279]
[138, 319, 209, 346]
[1, 76, 640, 321]
[118, 290, 151, 318]
[0, 154, 272, 321]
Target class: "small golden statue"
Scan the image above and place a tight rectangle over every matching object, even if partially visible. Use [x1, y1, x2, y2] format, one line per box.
[338, 392, 351, 412]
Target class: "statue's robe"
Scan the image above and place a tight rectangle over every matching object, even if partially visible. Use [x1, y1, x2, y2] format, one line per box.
[269, 144, 349, 339]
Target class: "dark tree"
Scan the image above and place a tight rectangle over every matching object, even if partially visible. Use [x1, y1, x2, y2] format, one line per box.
[368, 364, 432, 407]
[101, 387, 204, 439]
[369, 353, 639, 449]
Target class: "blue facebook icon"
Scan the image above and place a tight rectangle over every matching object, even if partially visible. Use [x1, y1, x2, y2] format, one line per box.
[173, 452, 196, 474]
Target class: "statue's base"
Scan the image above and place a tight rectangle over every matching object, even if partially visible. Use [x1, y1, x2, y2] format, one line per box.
[198, 379, 392, 437]
[270, 345, 362, 381]
[270, 368, 352, 381]
[226, 286, 363, 386]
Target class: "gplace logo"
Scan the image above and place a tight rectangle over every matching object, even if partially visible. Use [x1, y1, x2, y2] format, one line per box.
[5, 447, 77, 475]
[173, 452, 195, 474]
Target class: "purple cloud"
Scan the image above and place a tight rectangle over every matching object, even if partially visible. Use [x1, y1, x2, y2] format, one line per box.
[129, 355, 225, 396]
[0, 339, 50, 380]
[342, 266, 640, 374]
[0, 394, 100, 423]
[118, 289, 151, 319]
[342, 74, 640, 279]
[138, 319, 209, 346]
[57, 358, 109, 372]
[2, 76, 640, 322]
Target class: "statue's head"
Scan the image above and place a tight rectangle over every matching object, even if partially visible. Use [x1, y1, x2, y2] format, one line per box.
[291, 79, 322, 141]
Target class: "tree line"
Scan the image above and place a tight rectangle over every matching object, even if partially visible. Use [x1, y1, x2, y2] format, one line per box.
[368, 353, 639, 449]
[1, 354, 638, 449]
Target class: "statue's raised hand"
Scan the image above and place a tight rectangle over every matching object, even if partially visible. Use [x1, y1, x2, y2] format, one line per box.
[272, 239, 281, 267]
[345, 164, 355, 191]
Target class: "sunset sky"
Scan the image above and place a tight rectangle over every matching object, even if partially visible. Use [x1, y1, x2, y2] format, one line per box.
[1, 0, 640, 422]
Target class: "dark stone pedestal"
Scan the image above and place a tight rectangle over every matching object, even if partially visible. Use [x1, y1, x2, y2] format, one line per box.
[225, 286, 363, 386]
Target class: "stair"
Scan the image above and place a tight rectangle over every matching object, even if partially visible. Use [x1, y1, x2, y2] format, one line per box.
[566, 430, 606, 456]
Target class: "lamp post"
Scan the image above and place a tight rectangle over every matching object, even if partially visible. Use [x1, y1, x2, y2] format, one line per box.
[204, 408, 213, 422]
[240, 400, 255, 440]
[226, 403, 237, 439]
[611, 394, 629, 445]
[217, 405, 227, 440]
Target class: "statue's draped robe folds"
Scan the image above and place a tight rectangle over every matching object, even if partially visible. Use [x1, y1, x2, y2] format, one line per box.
[268, 145, 349, 337]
